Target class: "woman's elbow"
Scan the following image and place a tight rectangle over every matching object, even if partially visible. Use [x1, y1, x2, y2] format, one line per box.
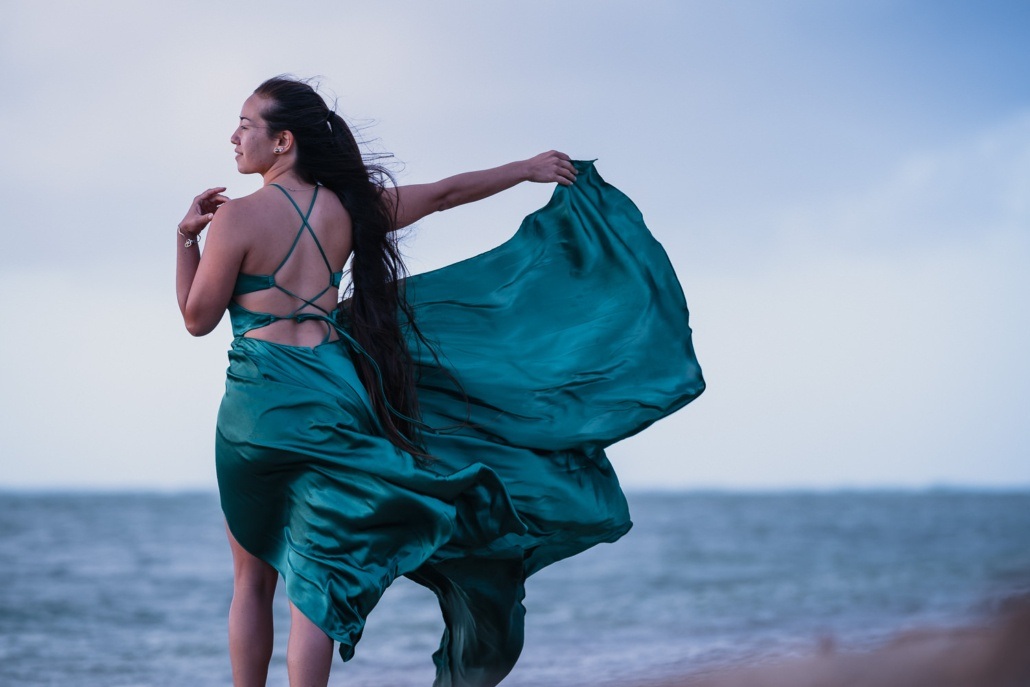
[184, 320, 211, 337]
[183, 309, 219, 337]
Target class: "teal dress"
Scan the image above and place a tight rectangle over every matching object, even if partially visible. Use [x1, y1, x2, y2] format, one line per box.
[215, 161, 704, 687]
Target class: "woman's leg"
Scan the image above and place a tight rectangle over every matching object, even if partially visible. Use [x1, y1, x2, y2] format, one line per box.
[287, 602, 334, 687]
[225, 524, 278, 687]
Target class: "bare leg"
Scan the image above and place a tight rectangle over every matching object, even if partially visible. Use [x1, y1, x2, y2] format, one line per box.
[287, 601, 334, 687]
[226, 524, 278, 687]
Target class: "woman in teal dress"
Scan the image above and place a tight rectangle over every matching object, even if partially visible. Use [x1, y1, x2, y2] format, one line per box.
[176, 76, 704, 687]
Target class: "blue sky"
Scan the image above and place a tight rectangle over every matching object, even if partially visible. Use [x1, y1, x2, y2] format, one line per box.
[1, 1, 1027, 489]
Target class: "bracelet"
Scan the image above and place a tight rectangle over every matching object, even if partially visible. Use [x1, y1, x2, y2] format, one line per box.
[177, 226, 201, 248]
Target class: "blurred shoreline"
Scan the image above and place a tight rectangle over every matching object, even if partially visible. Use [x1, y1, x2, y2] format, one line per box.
[637, 595, 1030, 687]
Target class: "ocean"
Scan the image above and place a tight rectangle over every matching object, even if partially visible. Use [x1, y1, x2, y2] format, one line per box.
[1, 490, 1028, 686]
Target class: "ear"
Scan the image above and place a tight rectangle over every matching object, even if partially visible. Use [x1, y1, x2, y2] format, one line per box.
[275, 130, 295, 154]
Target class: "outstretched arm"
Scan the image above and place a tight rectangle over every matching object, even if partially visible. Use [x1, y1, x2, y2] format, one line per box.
[387, 150, 577, 230]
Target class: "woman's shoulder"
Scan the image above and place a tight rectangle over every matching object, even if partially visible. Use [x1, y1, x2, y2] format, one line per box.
[213, 188, 279, 228]
[212, 185, 348, 237]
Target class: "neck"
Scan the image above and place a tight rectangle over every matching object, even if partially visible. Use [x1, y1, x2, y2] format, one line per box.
[262, 161, 313, 190]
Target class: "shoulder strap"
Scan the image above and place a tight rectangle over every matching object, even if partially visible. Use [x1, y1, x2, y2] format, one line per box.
[267, 184, 331, 275]
[270, 183, 319, 221]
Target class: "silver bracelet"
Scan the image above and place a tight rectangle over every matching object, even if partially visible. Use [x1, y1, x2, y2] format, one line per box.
[177, 226, 201, 248]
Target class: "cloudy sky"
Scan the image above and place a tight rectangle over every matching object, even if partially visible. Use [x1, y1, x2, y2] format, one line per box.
[1, 1, 1028, 490]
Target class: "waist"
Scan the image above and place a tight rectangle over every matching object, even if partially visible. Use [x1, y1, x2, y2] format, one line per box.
[226, 336, 373, 412]
[240, 323, 343, 348]
[227, 300, 344, 342]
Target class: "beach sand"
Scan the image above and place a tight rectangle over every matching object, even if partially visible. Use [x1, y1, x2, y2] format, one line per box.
[637, 596, 1030, 687]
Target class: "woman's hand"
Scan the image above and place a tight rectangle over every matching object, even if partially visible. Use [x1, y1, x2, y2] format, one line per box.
[523, 151, 578, 186]
[178, 187, 229, 237]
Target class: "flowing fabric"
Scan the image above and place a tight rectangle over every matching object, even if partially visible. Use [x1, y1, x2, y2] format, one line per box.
[215, 161, 704, 686]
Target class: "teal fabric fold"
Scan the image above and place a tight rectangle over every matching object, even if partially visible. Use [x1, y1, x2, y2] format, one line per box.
[215, 160, 704, 686]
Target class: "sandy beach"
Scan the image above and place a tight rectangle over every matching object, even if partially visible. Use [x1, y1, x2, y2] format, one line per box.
[638, 596, 1030, 687]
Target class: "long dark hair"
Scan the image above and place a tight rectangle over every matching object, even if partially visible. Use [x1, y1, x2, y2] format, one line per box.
[254, 75, 426, 455]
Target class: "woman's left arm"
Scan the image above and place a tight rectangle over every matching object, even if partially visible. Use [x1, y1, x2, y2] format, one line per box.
[387, 150, 577, 230]
[175, 187, 244, 336]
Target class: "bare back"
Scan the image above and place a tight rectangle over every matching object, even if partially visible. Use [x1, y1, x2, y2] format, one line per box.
[232, 184, 352, 347]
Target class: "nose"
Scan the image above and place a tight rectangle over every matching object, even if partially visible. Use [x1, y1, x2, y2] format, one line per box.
[230, 127, 240, 145]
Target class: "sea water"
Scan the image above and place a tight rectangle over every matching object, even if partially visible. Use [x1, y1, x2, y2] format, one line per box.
[1, 490, 1028, 686]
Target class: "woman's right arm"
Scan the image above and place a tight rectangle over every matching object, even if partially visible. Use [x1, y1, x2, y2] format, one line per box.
[385, 150, 577, 230]
[176, 188, 246, 336]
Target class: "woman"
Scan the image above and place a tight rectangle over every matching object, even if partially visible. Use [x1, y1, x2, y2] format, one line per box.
[177, 76, 704, 687]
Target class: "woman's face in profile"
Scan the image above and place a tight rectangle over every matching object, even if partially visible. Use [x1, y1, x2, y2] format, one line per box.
[231, 94, 275, 175]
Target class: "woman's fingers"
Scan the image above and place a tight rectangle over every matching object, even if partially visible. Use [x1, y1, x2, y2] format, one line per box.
[528, 151, 579, 185]
[201, 195, 229, 213]
[180, 187, 229, 235]
[550, 153, 577, 186]
[194, 188, 229, 215]
[192, 187, 226, 204]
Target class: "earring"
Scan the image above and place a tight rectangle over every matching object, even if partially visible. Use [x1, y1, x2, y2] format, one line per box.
[273, 147, 284, 154]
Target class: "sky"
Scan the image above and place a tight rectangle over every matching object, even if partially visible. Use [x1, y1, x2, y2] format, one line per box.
[1, 0, 1028, 490]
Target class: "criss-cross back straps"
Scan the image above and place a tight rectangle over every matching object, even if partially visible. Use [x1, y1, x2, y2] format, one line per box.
[267, 184, 341, 323]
